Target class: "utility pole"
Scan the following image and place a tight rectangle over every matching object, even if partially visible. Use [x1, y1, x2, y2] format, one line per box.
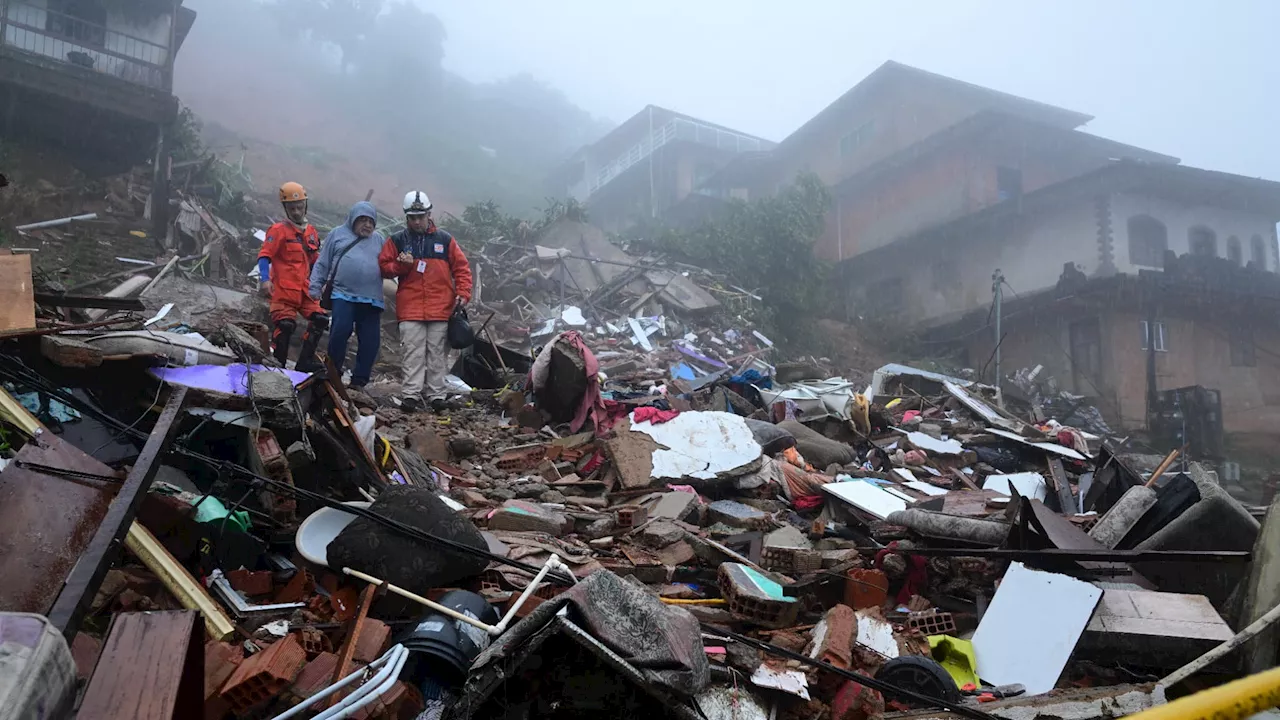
[992, 269, 1004, 403]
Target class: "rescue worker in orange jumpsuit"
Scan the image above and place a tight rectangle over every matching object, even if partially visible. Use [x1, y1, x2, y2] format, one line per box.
[257, 182, 327, 369]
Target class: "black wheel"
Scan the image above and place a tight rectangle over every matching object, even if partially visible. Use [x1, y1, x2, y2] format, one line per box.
[874, 655, 962, 706]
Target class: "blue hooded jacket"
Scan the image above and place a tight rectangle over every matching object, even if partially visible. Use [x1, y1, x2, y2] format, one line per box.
[309, 201, 387, 308]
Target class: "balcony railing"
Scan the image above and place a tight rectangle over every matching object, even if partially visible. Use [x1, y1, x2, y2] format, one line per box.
[1, 1, 171, 90]
[588, 117, 770, 196]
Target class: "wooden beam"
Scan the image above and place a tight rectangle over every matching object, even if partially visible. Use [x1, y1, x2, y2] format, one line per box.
[48, 387, 188, 638]
[33, 292, 146, 311]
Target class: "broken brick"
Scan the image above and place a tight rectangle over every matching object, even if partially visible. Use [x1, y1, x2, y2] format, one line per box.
[844, 568, 888, 610]
[296, 628, 332, 659]
[287, 651, 339, 702]
[70, 633, 102, 681]
[814, 605, 856, 671]
[274, 569, 315, 603]
[225, 569, 274, 597]
[204, 640, 243, 701]
[331, 587, 360, 622]
[352, 619, 391, 663]
[220, 635, 306, 713]
[831, 680, 885, 720]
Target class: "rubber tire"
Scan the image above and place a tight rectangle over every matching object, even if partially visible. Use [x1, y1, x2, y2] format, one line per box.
[874, 655, 962, 705]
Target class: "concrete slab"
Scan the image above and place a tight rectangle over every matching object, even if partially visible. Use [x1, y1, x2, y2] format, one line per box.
[1080, 589, 1233, 667]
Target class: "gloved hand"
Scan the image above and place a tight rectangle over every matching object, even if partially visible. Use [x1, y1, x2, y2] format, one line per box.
[259, 281, 273, 298]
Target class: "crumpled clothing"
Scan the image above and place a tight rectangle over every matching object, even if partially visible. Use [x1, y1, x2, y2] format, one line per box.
[729, 368, 772, 390]
[875, 541, 929, 604]
[770, 398, 801, 423]
[633, 406, 680, 424]
[793, 494, 826, 511]
[528, 331, 606, 433]
[781, 446, 813, 472]
[1057, 428, 1090, 454]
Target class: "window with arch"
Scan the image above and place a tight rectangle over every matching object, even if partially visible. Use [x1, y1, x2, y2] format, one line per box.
[1251, 234, 1268, 269]
[1227, 236, 1243, 266]
[1189, 226, 1218, 257]
[1127, 215, 1168, 267]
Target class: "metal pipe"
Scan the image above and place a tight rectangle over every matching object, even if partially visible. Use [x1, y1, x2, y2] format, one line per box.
[313, 644, 409, 720]
[490, 555, 567, 635]
[342, 568, 495, 634]
[15, 213, 98, 231]
[269, 645, 403, 720]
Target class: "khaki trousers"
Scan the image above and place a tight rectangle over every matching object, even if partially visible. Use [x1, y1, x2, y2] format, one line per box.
[400, 321, 450, 401]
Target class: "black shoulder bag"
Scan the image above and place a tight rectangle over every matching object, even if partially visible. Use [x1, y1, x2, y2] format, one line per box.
[319, 238, 361, 311]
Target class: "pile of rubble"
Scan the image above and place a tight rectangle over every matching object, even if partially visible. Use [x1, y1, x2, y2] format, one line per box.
[0, 175, 1275, 720]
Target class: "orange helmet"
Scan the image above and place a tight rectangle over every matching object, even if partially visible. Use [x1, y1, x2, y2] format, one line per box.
[279, 182, 308, 204]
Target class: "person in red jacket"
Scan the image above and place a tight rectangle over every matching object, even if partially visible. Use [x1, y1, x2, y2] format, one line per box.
[257, 181, 327, 369]
[379, 190, 472, 411]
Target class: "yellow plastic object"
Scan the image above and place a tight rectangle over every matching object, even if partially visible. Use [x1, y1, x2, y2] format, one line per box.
[850, 393, 871, 434]
[1131, 666, 1280, 720]
[928, 635, 979, 688]
[129, 230, 147, 238]
[885, 398, 902, 409]
[660, 598, 727, 606]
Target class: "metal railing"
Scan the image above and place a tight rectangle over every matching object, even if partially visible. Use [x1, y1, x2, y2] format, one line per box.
[588, 117, 769, 196]
[1, 1, 171, 90]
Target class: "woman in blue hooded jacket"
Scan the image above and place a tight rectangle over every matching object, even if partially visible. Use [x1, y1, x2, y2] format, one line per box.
[309, 201, 386, 388]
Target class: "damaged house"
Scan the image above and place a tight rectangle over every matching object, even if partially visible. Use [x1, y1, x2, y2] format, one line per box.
[545, 104, 775, 233]
[562, 59, 1280, 479]
[1, 0, 197, 228]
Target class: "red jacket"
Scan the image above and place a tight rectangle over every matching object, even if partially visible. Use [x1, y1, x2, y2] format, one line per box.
[379, 227, 473, 322]
[258, 222, 320, 292]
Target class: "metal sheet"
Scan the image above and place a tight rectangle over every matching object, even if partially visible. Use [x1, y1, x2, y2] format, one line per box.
[822, 478, 908, 520]
[971, 562, 1102, 695]
[984, 472, 1049, 502]
[988, 428, 1089, 461]
[0, 434, 116, 614]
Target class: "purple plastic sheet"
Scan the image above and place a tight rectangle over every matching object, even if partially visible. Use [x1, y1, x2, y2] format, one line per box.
[149, 364, 309, 396]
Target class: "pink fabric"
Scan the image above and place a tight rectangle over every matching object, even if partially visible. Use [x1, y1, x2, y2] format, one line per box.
[633, 407, 680, 424]
[901, 410, 921, 423]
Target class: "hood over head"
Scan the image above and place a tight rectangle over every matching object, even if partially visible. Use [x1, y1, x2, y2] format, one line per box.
[346, 201, 378, 230]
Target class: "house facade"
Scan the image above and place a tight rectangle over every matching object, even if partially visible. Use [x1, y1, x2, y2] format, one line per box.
[544, 105, 774, 233]
[1, 0, 196, 229]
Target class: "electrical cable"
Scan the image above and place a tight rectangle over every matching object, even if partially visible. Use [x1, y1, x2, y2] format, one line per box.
[0, 356, 578, 585]
[705, 625, 998, 720]
[0, 356, 1001, 716]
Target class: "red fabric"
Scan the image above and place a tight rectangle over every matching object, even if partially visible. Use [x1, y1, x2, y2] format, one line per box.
[793, 494, 825, 511]
[259, 222, 320, 293]
[901, 410, 921, 423]
[378, 232, 473, 322]
[875, 541, 929, 604]
[633, 407, 680, 424]
[542, 331, 606, 434]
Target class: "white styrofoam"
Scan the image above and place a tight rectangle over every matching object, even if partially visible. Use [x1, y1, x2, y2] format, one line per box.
[983, 472, 1049, 502]
[632, 410, 762, 480]
[971, 562, 1102, 695]
[905, 480, 950, 497]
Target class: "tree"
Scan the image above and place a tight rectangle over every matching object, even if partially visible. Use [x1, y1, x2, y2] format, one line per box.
[649, 174, 832, 348]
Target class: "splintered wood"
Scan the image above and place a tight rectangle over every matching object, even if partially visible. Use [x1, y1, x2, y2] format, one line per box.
[0, 254, 36, 332]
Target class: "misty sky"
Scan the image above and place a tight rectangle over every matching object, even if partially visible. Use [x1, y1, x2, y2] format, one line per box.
[425, 0, 1279, 180]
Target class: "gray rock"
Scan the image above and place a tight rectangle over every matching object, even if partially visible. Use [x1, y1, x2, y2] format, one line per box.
[540, 490, 567, 504]
[484, 487, 516, 501]
[639, 521, 687, 549]
[516, 482, 550, 499]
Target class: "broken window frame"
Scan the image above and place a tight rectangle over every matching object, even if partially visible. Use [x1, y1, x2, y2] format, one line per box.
[1227, 236, 1243, 266]
[1127, 215, 1168, 268]
[1140, 320, 1168, 353]
[1188, 226, 1218, 258]
[1068, 317, 1104, 391]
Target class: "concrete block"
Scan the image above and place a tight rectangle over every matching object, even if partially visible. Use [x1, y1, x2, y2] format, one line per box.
[649, 491, 698, 522]
[40, 335, 103, 368]
[639, 520, 687, 549]
[707, 500, 771, 530]
[487, 499, 568, 535]
[1081, 589, 1233, 667]
[407, 427, 451, 463]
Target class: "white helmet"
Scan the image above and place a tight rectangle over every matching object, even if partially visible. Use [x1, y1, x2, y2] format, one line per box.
[403, 190, 432, 216]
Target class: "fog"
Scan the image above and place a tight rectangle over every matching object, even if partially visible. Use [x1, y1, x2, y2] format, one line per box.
[176, 0, 1280, 213]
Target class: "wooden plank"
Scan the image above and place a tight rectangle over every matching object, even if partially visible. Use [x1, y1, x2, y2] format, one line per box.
[0, 254, 36, 331]
[0, 433, 117, 614]
[79, 611, 204, 720]
[32, 292, 146, 310]
[47, 387, 188, 637]
[328, 583, 376, 708]
[1047, 458, 1076, 514]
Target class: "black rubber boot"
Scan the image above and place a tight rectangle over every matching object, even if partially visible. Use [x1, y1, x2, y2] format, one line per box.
[271, 319, 296, 366]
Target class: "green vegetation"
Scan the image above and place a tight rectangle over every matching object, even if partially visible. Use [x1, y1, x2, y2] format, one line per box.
[641, 173, 833, 350]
